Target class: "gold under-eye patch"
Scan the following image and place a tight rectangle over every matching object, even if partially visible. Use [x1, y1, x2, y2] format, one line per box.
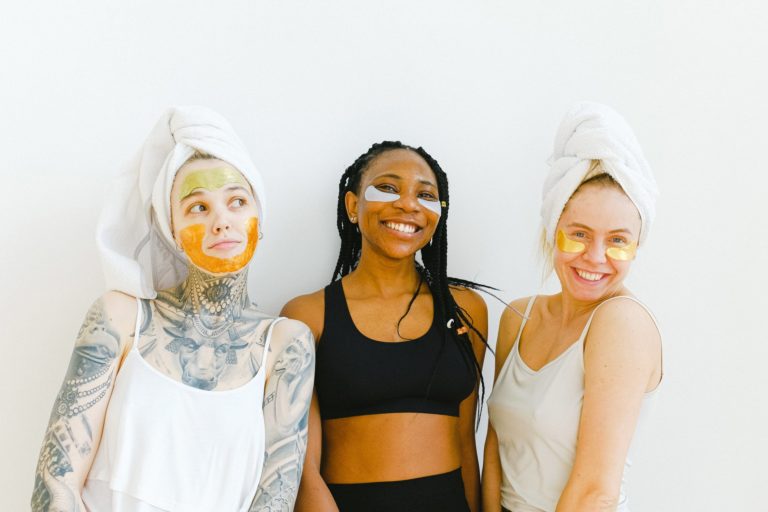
[605, 241, 638, 261]
[556, 229, 586, 253]
[179, 168, 249, 200]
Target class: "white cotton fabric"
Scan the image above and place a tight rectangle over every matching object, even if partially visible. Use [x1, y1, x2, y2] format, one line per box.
[81, 301, 282, 512]
[96, 106, 266, 299]
[488, 296, 660, 512]
[541, 102, 658, 246]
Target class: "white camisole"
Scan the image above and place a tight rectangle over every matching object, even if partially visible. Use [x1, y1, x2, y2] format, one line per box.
[82, 299, 281, 512]
[487, 296, 661, 512]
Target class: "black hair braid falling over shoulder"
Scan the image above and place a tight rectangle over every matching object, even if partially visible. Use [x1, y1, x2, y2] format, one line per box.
[331, 141, 491, 426]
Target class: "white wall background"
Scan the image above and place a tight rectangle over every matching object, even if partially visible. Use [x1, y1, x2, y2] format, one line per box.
[2, 1, 766, 510]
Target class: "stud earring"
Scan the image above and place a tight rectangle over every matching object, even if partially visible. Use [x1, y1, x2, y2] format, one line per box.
[350, 216, 357, 223]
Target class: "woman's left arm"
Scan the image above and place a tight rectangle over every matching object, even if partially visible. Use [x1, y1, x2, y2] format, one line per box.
[452, 288, 488, 512]
[249, 319, 316, 511]
[556, 298, 661, 512]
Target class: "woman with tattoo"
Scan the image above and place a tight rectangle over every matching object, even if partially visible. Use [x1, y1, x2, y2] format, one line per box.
[482, 103, 662, 512]
[31, 106, 315, 512]
[283, 142, 488, 512]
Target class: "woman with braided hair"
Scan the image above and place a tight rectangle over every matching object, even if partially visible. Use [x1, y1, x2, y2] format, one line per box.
[283, 141, 488, 512]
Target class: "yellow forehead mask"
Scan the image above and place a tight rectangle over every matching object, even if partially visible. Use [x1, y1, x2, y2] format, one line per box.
[178, 167, 249, 201]
[556, 229, 637, 261]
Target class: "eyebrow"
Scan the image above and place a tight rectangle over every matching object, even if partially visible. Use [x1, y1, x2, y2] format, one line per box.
[372, 173, 437, 188]
[566, 222, 634, 234]
[180, 185, 251, 202]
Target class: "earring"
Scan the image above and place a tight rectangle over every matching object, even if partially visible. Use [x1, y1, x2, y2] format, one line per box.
[350, 216, 357, 223]
[258, 231, 264, 240]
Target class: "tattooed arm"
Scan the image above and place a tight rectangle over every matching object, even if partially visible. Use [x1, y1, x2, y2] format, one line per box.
[31, 292, 136, 512]
[249, 318, 315, 512]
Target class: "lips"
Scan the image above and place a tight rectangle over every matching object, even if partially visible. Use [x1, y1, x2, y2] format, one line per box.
[208, 239, 241, 250]
[574, 268, 607, 282]
[383, 221, 420, 234]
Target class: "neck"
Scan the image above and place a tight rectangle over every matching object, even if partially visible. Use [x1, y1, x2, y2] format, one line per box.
[172, 265, 251, 337]
[556, 286, 630, 325]
[350, 249, 422, 297]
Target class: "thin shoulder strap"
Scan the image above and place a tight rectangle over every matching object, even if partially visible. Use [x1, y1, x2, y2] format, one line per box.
[261, 317, 285, 369]
[512, 296, 537, 348]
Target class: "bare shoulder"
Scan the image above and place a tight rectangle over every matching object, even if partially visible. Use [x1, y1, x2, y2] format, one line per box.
[495, 296, 533, 374]
[449, 286, 487, 317]
[94, 291, 137, 339]
[280, 288, 325, 342]
[589, 296, 661, 347]
[271, 318, 315, 351]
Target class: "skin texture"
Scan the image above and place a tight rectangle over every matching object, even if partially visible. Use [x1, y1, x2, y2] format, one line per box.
[283, 149, 487, 512]
[481, 182, 662, 512]
[32, 159, 314, 512]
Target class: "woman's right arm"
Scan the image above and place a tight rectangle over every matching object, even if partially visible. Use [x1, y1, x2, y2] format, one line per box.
[481, 298, 529, 512]
[281, 292, 339, 512]
[31, 292, 136, 512]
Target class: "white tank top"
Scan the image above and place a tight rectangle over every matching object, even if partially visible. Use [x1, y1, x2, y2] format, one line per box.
[82, 299, 281, 512]
[487, 296, 661, 512]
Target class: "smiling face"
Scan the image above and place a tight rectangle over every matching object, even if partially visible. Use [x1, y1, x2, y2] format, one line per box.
[170, 158, 259, 275]
[554, 183, 641, 302]
[345, 149, 441, 261]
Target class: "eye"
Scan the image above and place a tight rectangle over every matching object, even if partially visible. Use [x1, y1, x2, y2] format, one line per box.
[215, 344, 229, 356]
[572, 231, 587, 239]
[375, 183, 398, 193]
[418, 191, 438, 201]
[610, 236, 628, 245]
[230, 197, 247, 208]
[188, 203, 207, 214]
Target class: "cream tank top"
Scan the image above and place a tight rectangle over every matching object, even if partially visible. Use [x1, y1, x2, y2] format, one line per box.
[82, 299, 281, 512]
[487, 296, 661, 512]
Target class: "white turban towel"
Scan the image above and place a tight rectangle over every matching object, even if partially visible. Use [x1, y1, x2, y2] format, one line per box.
[541, 101, 658, 247]
[96, 106, 266, 299]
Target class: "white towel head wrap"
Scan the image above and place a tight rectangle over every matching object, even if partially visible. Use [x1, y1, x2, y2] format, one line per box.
[541, 101, 658, 248]
[97, 105, 266, 299]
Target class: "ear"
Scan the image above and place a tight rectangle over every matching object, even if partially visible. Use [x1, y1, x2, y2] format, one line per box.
[344, 190, 359, 222]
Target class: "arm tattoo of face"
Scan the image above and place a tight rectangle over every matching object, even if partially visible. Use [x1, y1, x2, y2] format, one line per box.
[249, 326, 315, 512]
[31, 298, 121, 512]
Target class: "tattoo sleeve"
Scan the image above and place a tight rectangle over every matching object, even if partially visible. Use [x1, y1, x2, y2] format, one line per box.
[31, 298, 122, 512]
[249, 323, 315, 512]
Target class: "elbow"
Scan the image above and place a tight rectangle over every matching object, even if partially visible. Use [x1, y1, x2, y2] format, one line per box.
[559, 484, 620, 512]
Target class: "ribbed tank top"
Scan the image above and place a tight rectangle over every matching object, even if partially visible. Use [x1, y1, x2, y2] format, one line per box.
[487, 296, 661, 512]
[82, 299, 281, 512]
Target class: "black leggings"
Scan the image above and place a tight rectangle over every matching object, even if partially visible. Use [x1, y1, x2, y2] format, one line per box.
[327, 468, 470, 512]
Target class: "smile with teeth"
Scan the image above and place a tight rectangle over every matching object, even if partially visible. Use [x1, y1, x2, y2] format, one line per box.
[575, 269, 605, 282]
[384, 221, 419, 234]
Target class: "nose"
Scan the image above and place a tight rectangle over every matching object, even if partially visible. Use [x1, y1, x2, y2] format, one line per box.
[211, 209, 232, 234]
[392, 192, 420, 212]
[582, 239, 607, 264]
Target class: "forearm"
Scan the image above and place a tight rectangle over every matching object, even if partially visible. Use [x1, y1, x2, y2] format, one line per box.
[31, 298, 122, 511]
[295, 463, 339, 512]
[481, 427, 502, 512]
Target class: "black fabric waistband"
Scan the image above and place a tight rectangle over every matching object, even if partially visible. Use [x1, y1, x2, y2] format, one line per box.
[327, 468, 469, 512]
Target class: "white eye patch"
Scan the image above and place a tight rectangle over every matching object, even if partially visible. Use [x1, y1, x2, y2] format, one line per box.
[363, 185, 442, 216]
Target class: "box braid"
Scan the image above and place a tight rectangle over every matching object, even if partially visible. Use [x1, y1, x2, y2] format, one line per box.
[332, 141, 490, 425]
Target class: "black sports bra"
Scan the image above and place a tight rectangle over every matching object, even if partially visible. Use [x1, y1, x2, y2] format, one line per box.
[315, 279, 475, 420]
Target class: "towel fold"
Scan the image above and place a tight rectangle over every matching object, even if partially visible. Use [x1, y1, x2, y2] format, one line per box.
[541, 102, 658, 246]
[96, 106, 265, 298]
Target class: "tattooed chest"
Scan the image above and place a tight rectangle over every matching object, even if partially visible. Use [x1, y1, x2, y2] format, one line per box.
[137, 312, 269, 391]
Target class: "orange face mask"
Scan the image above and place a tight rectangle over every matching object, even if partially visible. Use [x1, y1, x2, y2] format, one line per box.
[180, 217, 259, 274]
